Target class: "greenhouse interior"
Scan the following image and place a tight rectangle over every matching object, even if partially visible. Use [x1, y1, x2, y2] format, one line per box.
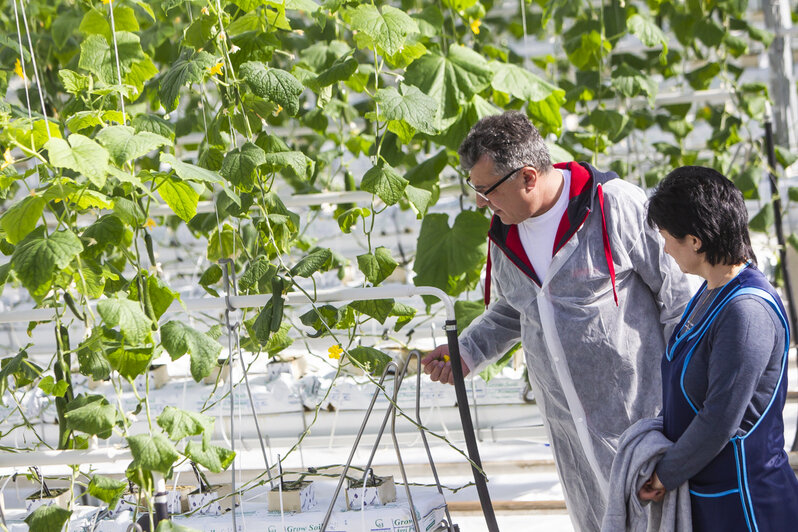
[1, 0, 798, 530]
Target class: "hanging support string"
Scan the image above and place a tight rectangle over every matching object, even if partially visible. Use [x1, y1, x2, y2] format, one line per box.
[219, 259, 276, 490]
[16, 0, 51, 142]
[106, 0, 127, 123]
[219, 258, 239, 532]
[11, 0, 33, 136]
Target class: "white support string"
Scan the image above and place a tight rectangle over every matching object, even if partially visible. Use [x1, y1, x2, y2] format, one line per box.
[17, 0, 51, 142]
[11, 0, 33, 131]
[107, 0, 127, 124]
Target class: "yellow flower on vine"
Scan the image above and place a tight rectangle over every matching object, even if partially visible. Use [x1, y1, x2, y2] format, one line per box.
[201, 6, 209, 15]
[144, 217, 157, 230]
[101, 0, 112, 4]
[1, 148, 13, 170]
[443, 354, 450, 363]
[470, 19, 481, 35]
[13, 58, 24, 80]
[328, 344, 343, 360]
[208, 62, 224, 76]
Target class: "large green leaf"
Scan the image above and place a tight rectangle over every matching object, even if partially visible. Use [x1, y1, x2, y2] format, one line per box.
[160, 153, 224, 185]
[361, 163, 407, 205]
[38, 376, 68, 397]
[686, 63, 721, 91]
[239, 257, 277, 294]
[374, 84, 438, 136]
[357, 247, 397, 284]
[82, 215, 124, 251]
[64, 394, 117, 438]
[220, 142, 267, 191]
[161, 321, 222, 382]
[348, 346, 391, 375]
[46, 135, 110, 188]
[106, 346, 152, 379]
[88, 475, 127, 507]
[79, 32, 158, 93]
[77, 338, 112, 380]
[262, 151, 315, 179]
[455, 299, 485, 332]
[611, 63, 658, 104]
[59, 70, 90, 95]
[404, 184, 433, 217]
[96, 126, 171, 166]
[157, 406, 214, 442]
[0, 195, 46, 245]
[344, 4, 418, 56]
[413, 210, 490, 294]
[240, 61, 304, 116]
[0, 350, 43, 402]
[159, 49, 215, 112]
[315, 54, 358, 88]
[749, 203, 774, 233]
[390, 302, 416, 331]
[291, 248, 332, 277]
[337, 207, 370, 234]
[132, 114, 175, 140]
[184, 441, 235, 473]
[11, 229, 83, 295]
[80, 6, 139, 42]
[404, 45, 493, 125]
[627, 13, 668, 59]
[490, 62, 564, 104]
[127, 433, 179, 474]
[207, 223, 245, 261]
[24, 504, 71, 532]
[406, 149, 447, 190]
[127, 274, 180, 320]
[159, 177, 199, 222]
[97, 295, 153, 344]
[563, 20, 612, 70]
[349, 298, 394, 324]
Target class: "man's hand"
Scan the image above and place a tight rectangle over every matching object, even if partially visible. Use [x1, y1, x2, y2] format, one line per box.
[421, 345, 470, 385]
[638, 471, 666, 503]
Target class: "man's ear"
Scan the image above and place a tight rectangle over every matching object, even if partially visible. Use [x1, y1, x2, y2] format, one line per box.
[522, 166, 537, 191]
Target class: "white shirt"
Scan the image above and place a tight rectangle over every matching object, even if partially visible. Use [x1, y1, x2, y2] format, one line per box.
[517, 169, 571, 281]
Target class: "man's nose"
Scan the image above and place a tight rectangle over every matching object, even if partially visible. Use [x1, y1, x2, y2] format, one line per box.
[475, 194, 489, 208]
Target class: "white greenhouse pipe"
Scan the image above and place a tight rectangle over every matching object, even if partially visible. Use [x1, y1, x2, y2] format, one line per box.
[0, 447, 132, 468]
[44, 184, 465, 226]
[0, 286, 455, 325]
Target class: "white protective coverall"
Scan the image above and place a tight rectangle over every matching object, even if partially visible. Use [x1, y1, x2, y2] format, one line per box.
[458, 162, 692, 532]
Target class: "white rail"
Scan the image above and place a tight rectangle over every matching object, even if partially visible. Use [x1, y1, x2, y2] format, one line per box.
[0, 285, 455, 325]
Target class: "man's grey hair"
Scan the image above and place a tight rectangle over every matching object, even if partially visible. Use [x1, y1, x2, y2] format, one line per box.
[458, 111, 552, 175]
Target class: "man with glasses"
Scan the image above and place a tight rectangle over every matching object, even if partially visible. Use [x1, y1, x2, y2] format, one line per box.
[421, 111, 691, 531]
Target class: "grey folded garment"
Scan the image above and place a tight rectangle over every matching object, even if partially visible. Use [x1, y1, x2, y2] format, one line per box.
[601, 417, 692, 532]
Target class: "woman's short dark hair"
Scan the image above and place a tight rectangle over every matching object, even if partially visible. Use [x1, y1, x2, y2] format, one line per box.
[647, 166, 756, 266]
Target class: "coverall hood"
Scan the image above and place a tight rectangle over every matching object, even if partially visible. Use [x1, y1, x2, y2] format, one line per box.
[459, 161, 692, 532]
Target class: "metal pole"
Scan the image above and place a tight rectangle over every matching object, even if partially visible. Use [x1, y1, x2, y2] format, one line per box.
[762, 0, 798, 151]
[764, 113, 798, 338]
[765, 114, 798, 452]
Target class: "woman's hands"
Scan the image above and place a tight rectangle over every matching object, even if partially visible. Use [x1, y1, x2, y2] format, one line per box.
[638, 471, 666, 502]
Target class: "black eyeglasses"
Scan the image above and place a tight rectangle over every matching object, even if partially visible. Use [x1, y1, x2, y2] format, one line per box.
[465, 165, 528, 202]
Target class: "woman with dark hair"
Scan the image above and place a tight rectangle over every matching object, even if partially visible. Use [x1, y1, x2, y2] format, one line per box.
[639, 165, 798, 530]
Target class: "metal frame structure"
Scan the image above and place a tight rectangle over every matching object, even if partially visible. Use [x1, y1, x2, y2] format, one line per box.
[0, 284, 499, 531]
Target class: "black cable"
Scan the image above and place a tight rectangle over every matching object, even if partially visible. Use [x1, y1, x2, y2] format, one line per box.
[445, 319, 499, 531]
